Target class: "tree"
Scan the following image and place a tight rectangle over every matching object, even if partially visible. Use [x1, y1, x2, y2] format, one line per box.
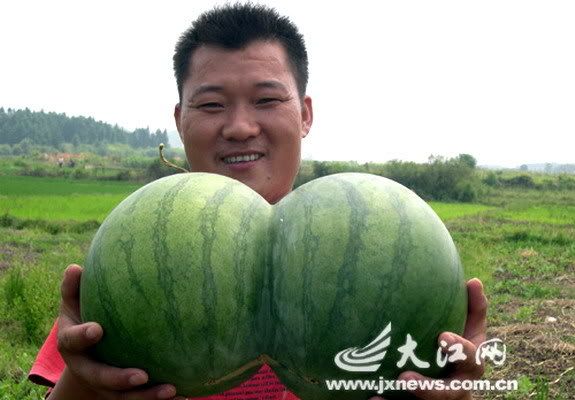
[457, 153, 477, 169]
[0, 107, 168, 150]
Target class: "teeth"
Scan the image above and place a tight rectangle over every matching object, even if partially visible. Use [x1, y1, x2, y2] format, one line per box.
[223, 154, 262, 164]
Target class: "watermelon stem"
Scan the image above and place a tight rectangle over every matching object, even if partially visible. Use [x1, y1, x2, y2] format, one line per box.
[159, 143, 189, 173]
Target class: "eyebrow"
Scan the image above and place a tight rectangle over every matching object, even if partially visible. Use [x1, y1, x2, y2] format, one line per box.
[254, 80, 289, 91]
[190, 84, 224, 101]
[189, 80, 289, 102]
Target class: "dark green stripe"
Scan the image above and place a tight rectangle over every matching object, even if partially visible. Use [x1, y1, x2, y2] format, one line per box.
[153, 175, 191, 355]
[369, 190, 412, 337]
[199, 182, 235, 372]
[91, 223, 129, 357]
[258, 203, 275, 351]
[299, 191, 321, 366]
[120, 236, 152, 308]
[326, 178, 369, 340]
[120, 187, 153, 308]
[230, 195, 263, 350]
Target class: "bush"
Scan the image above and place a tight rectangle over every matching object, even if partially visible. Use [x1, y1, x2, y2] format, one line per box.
[21, 165, 50, 177]
[0, 144, 12, 156]
[122, 156, 153, 169]
[145, 159, 185, 181]
[381, 155, 480, 202]
[501, 175, 535, 188]
[557, 174, 575, 190]
[114, 170, 134, 181]
[0, 214, 16, 228]
[456, 182, 478, 202]
[11, 138, 33, 155]
[312, 160, 365, 178]
[483, 172, 498, 187]
[293, 160, 315, 188]
[72, 168, 89, 179]
[13, 159, 29, 168]
[293, 155, 482, 202]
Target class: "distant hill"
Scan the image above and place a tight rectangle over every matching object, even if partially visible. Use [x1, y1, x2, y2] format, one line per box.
[480, 163, 575, 174]
[0, 107, 168, 148]
[518, 163, 575, 174]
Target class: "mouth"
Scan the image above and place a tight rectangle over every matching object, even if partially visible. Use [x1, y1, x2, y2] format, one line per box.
[222, 153, 264, 164]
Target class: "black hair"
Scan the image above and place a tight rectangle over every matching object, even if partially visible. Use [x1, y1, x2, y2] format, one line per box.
[173, 3, 308, 102]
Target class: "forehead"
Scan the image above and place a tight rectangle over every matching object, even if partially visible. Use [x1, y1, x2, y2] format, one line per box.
[184, 41, 297, 90]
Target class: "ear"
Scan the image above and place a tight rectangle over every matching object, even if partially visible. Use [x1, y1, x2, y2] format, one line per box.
[301, 96, 313, 138]
[174, 103, 183, 141]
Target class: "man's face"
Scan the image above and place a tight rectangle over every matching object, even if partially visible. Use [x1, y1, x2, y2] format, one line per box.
[174, 41, 313, 204]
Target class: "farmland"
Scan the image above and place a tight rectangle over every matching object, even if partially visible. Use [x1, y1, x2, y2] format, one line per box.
[0, 173, 573, 399]
[0, 176, 140, 222]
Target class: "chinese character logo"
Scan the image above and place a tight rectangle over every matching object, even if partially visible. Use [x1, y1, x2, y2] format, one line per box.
[396, 334, 430, 369]
[475, 338, 506, 366]
[334, 324, 507, 373]
[334, 323, 392, 372]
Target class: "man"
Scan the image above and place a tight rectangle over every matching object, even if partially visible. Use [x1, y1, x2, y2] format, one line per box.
[30, 4, 487, 399]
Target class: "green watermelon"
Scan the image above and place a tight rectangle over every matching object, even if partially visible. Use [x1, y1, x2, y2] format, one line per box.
[80, 172, 467, 399]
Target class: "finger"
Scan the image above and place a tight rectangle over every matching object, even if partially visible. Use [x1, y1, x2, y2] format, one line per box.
[57, 321, 103, 354]
[66, 353, 151, 391]
[438, 332, 484, 379]
[60, 264, 83, 322]
[464, 278, 487, 345]
[116, 384, 179, 400]
[397, 372, 468, 400]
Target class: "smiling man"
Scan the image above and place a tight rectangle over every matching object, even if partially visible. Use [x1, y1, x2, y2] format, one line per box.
[30, 4, 486, 400]
[174, 40, 312, 204]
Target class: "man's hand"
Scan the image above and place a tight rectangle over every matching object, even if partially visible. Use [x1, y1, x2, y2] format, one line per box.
[48, 264, 186, 400]
[370, 278, 488, 400]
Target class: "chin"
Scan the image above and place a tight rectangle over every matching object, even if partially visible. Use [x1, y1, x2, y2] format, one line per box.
[240, 180, 275, 203]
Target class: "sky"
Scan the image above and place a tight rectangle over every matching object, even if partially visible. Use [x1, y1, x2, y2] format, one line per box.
[1, 0, 574, 167]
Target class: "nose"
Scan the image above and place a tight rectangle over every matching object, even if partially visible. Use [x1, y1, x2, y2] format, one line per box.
[221, 104, 260, 141]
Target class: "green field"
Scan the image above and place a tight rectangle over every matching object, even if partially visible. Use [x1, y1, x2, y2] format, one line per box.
[0, 174, 573, 399]
[429, 201, 494, 221]
[494, 205, 575, 225]
[0, 177, 496, 224]
[0, 175, 141, 196]
[0, 176, 140, 222]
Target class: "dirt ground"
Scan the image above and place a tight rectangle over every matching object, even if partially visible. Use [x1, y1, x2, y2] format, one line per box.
[477, 299, 575, 399]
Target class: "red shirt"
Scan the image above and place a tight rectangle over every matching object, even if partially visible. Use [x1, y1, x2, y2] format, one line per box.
[29, 322, 299, 400]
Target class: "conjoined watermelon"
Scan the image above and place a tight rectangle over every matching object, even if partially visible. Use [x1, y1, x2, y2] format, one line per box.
[80, 173, 467, 399]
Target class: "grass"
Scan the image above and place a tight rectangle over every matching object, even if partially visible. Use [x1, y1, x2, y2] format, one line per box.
[482, 187, 575, 207]
[0, 227, 92, 399]
[429, 201, 494, 221]
[0, 176, 573, 399]
[0, 194, 133, 222]
[0, 175, 141, 196]
[0, 176, 496, 225]
[494, 205, 575, 225]
[0, 175, 140, 223]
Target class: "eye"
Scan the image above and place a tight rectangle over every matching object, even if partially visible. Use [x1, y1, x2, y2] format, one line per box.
[198, 102, 224, 110]
[256, 98, 281, 105]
